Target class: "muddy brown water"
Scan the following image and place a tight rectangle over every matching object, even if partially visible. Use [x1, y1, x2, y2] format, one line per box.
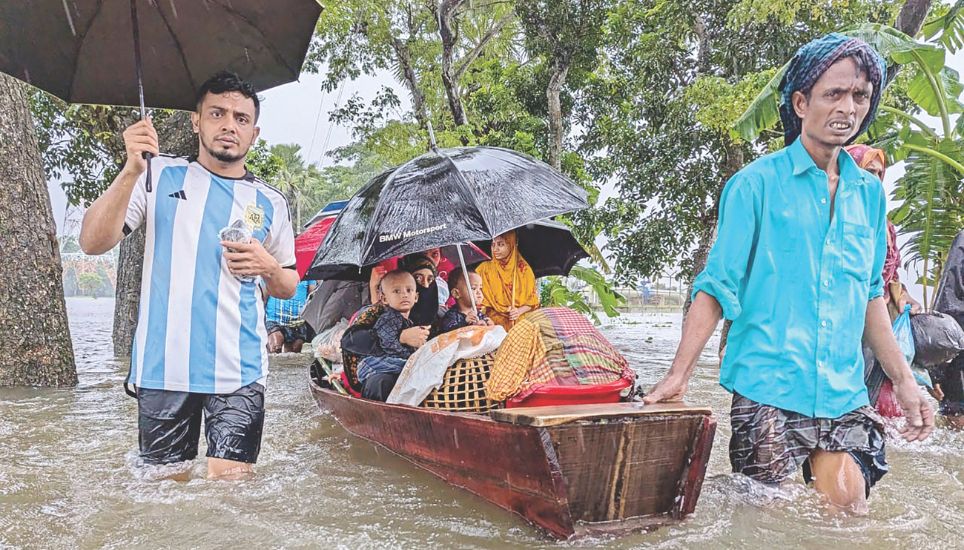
[0, 298, 961, 549]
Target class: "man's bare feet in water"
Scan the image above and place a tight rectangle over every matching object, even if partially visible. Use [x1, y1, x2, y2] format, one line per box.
[207, 457, 254, 480]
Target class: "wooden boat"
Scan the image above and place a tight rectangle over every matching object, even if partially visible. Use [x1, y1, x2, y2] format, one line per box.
[308, 365, 717, 540]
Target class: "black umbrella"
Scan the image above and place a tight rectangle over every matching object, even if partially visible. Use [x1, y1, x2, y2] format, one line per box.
[472, 219, 588, 278]
[0, 0, 321, 189]
[305, 146, 589, 281]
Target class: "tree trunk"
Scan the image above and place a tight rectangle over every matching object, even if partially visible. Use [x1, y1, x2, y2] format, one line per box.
[391, 36, 431, 133]
[887, 0, 934, 85]
[111, 111, 195, 356]
[0, 73, 77, 386]
[438, 0, 470, 128]
[112, 227, 144, 355]
[547, 60, 570, 171]
[895, 0, 933, 37]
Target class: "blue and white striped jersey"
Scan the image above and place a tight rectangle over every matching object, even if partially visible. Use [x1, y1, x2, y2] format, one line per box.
[124, 155, 295, 393]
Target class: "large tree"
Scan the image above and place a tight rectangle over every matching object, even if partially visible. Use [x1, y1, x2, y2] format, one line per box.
[516, 0, 615, 170]
[0, 73, 76, 386]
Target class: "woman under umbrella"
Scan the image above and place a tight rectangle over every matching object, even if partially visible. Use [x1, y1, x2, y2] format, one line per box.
[477, 230, 540, 331]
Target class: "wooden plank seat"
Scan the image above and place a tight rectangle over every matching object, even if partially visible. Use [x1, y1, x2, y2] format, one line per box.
[490, 402, 713, 427]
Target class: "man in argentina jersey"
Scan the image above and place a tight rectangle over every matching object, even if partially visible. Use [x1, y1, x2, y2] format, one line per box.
[79, 72, 299, 479]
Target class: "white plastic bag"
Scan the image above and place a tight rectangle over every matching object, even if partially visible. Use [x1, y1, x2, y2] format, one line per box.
[387, 325, 507, 406]
[313, 317, 349, 364]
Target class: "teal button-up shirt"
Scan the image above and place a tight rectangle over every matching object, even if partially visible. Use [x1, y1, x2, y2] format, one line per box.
[693, 138, 887, 418]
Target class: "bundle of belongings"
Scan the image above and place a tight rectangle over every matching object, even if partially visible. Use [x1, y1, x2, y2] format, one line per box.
[485, 307, 636, 404]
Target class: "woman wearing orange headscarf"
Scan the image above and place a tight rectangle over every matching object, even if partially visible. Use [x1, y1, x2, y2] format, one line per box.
[476, 230, 539, 330]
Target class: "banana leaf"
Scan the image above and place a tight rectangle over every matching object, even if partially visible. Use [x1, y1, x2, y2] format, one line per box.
[731, 63, 787, 142]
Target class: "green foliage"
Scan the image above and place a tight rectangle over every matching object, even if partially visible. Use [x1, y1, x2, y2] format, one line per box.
[58, 235, 81, 254]
[265, 143, 369, 230]
[922, 0, 964, 52]
[77, 272, 104, 298]
[246, 139, 284, 181]
[539, 265, 626, 324]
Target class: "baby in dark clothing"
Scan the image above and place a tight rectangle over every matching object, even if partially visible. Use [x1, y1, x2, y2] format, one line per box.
[435, 266, 493, 336]
[357, 270, 430, 400]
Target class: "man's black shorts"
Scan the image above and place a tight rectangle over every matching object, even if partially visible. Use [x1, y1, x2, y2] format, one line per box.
[265, 321, 316, 344]
[137, 381, 265, 465]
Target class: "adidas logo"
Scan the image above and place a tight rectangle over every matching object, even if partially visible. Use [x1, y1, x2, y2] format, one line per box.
[168, 190, 187, 200]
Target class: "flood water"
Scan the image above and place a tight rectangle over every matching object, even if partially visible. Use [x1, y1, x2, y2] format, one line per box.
[0, 298, 962, 549]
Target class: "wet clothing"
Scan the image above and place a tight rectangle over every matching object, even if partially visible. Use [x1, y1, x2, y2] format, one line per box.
[123, 156, 295, 394]
[729, 393, 888, 495]
[933, 358, 964, 416]
[935, 231, 964, 329]
[265, 320, 315, 345]
[477, 230, 539, 331]
[361, 371, 401, 401]
[778, 33, 886, 146]
[434, 306, 489, 336]
[693, 137, 888, 418]
[487, 307, 634, 402]
[137, 381, 265, 465]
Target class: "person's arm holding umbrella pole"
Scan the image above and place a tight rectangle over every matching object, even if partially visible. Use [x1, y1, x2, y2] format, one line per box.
[79, 118, 158, 254]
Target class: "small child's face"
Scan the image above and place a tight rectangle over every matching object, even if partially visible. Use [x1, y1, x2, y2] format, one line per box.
[491, 235, 511, 261]
[381, 273, 418, 313]
[454, 272, 484, 309]
[412, 268, 435, 288]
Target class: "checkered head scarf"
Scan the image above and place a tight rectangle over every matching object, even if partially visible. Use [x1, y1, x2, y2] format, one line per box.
[779, 33, 887, 146]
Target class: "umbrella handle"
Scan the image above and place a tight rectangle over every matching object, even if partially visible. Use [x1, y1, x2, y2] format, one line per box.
[130, 0, 152, 192]
[143, 152, 153, 192]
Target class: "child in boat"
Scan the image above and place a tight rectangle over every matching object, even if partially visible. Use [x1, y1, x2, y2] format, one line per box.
[356, 270, 430, 401]
[477, 230, 539, 330]
[434, 266, 492, 336]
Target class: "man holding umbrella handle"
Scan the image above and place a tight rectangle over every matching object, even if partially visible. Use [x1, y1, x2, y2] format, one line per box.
[80, 72, 299, 480]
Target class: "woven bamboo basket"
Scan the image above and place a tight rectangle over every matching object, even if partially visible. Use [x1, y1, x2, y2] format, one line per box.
[420, 353, 497, 412]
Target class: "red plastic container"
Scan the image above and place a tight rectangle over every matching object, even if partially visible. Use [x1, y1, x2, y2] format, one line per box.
[504, 377, 633, 408]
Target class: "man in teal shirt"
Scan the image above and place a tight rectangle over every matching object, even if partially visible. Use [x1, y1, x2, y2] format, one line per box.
[645, 34, 934, 511]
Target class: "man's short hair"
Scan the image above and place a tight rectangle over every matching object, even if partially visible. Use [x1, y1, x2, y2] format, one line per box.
[195, 71, 261, 121]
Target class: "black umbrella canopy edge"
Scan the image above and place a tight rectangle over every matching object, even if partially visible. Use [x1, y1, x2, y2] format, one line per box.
[472, 218, 590, 278]
[306, 146, 591, 280]
[0, 0, 324, 111]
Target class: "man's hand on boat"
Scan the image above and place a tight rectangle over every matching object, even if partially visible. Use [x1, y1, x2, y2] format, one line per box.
[400, 326, 430, 348]
[643, 374, 689, 404]
[644, 292, 722, 405]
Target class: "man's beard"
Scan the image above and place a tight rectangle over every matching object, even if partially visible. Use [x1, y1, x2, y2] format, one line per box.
[202, 134, 248, 163]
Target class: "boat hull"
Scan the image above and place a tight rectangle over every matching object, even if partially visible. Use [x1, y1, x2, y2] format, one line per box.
[309, 376, 715, 539]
